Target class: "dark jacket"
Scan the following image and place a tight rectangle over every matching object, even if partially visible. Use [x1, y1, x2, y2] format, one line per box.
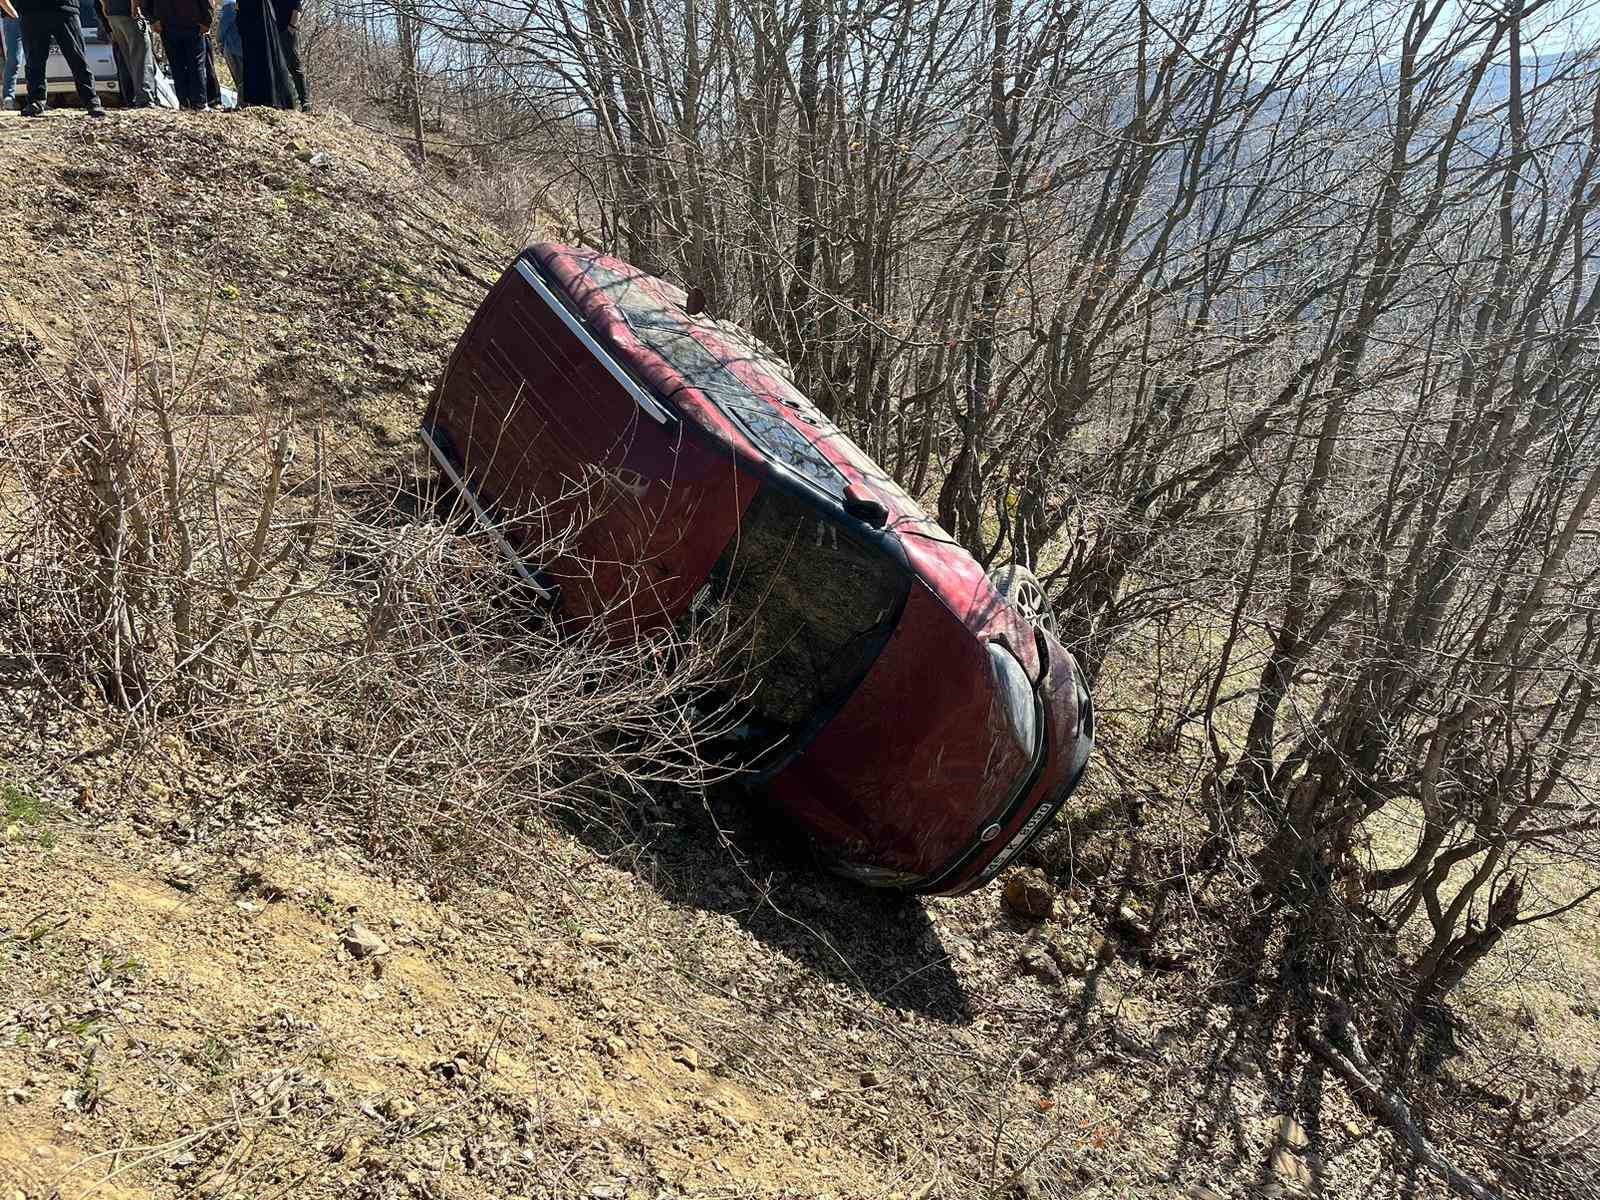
[14, 0, 84, 16]
[148, 0, 209, 26]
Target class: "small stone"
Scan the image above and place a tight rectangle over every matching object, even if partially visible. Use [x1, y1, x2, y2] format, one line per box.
[165, 863, 200, 891]
[1018, 948, 1063, 986]
[579, 930, 617, 949]
[1002, 868, 1056, 920]
[1111, 903, 1154, 947]
[343, 923, 389, 960]
[859, 1070, 881, 1088]
[673, 1046, 700, 1071]
[1040, 930, 1090, 977]
[380, 1096, 417, 1121]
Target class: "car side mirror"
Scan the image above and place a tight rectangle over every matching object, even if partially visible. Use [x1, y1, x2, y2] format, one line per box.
[844, 484, 888, 527]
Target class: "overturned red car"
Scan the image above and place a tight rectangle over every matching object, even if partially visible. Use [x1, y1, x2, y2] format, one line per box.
[421, 244, 1093, 894]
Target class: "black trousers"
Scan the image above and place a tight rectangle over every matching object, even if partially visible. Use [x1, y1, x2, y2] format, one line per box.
[203, 34, 221, 106]
[161, 25, 206, 109]
[274, 10, 307, 108]
[20, 8, 99, 108]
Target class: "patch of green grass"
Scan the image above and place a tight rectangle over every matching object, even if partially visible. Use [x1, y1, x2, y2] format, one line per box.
[71, 1042, 104, 1113]
[89, 953, 142, 990]
[3, 780, 45, 826]
[4, 780, 54, 850]
[195, 1032, 238, 1090]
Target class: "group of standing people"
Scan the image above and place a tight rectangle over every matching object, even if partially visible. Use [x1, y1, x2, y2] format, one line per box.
[0, 0, 308, 116]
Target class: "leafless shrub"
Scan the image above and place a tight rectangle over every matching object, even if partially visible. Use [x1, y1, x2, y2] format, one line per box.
[0, 308, 738, 898]
[0, 305, 320, 715]
[225, 515, 739, 897]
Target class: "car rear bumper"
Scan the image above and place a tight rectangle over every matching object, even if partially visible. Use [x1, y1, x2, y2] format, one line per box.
[925, 677, 1093, 895]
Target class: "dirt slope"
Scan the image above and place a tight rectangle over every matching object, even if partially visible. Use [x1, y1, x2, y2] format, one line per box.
[0, 104, 507, 475]
[1, 108, 1595, 1200]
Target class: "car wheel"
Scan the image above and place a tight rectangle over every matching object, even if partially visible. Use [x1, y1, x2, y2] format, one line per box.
[990, 563, 1057, 634]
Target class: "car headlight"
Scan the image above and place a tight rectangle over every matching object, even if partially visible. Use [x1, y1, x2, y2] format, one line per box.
[988, 642, 1039, 756]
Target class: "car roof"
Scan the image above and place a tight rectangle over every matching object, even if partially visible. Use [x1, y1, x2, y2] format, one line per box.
[530, 243, 956, 548]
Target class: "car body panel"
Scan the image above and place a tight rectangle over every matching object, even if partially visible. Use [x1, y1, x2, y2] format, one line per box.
[423, 256, 756, 631]
[763, 578, 1030, 875]
[424, 243, 1094, 894]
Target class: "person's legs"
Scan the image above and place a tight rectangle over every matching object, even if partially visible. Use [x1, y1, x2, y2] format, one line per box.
[223, 48, 243, 90]
[276, 13, 306, 110]
[108, 14, 157, 106]
[50, 8, 103, 111]
[160, 28, 185, 106]
[161, 27, 204, 108]
[19, 13, 50, 112]
[202, 34, 220, 107]
[1, 17, 22, 106]
[109, 29, 132, 102]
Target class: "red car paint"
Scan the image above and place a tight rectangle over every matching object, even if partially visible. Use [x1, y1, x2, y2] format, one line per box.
[422, 245, 1094, 894]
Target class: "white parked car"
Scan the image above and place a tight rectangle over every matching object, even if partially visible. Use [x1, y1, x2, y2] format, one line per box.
[20, 4, 234, 110]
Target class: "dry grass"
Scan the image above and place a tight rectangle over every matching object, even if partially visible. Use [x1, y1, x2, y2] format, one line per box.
[0, 301, 737, 902]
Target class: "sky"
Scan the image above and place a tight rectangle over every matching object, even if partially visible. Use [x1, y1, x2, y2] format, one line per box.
[1255, 0, 1600, 57]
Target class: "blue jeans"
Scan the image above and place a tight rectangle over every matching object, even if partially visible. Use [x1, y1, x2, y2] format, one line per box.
[2, 17, 21, 104]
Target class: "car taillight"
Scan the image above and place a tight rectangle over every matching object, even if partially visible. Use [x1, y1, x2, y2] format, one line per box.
[987, 642, 1040, 757]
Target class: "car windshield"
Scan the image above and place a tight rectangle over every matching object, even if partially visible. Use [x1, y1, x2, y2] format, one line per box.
[708, 484, 909, 742]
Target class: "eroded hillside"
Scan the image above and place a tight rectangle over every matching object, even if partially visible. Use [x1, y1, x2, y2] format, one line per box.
[1, 109, 1595, 1200]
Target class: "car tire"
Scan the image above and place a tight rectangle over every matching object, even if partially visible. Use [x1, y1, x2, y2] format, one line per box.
[990, 563, 1057, 635]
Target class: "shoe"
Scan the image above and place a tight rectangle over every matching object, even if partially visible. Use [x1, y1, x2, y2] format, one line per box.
[21, 101, 45, 117]
[87, 105, 107, 119]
